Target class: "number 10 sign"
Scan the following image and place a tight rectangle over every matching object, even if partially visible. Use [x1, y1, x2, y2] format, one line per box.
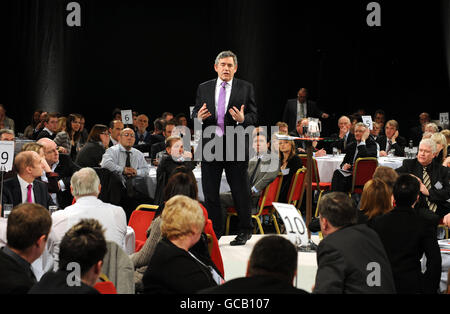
[272, 202, 309, 248]
[0, 141, 14, 172]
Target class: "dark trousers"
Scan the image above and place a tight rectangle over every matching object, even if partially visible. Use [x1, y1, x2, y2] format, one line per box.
[202, 160, 252, 238]
[331, 169, 353, 193]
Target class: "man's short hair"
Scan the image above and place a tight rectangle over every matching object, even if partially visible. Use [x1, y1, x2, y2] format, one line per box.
[59, 219, 107, 276]
[372, 166, 399, 191]
[385, 120, 399, 130]
[318, 192, 358, 228]
[419, 138, 437, 154]
[163, 119, 176, 131]
[393, 174, 420, 207]
[154, 118, 166, 132]
[425, 123, 439, 133]
[354, 122, 367, 129]
[14, 151, 36, 174]
[248, 235, 297, 282]
[7, 203, 52, 251]
[109, 120, 122, 129]
[44, 112, 59, 123]
[215, 50, 238, 67]
[70, 167, 100, 197]
[0, 128, 14, 139]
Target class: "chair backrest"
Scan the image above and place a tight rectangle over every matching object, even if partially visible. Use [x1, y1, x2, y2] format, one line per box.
[128, 204, 158, 243]
[204, 218, 224, 278]
[351, 157, 378, 194]
[287, 167, 307, 207]
[256, 173, 283, 215]
[299, 154, 321, 184]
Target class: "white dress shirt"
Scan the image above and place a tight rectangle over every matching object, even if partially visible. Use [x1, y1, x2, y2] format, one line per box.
[296, 100, 308, 123]
[48, 196, 127, 269]
[17, 175, 35, 204]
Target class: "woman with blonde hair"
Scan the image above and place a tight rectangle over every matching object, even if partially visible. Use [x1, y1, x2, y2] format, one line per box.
[359, 178, 393, 223]
[142, 195, 220, 294]
[431, 132, 448, 163]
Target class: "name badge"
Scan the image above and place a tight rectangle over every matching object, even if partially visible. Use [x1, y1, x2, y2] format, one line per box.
[435, 181, 443, 190]
[281, 168, 290, 176]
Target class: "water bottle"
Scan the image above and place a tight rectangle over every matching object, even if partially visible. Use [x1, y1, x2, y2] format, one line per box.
[408, 140, 414, 158]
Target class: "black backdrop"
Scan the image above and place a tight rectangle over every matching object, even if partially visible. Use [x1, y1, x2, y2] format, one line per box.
[1, 0, 449, 136]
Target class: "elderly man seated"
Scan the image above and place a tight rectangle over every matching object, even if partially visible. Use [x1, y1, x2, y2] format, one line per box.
[396, 138, 450, 218]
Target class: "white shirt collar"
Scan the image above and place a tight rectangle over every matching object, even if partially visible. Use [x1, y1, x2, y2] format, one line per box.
[217, 78, 233, 88]
[43, 127, 53, 135]
[17, 174, 33, 189]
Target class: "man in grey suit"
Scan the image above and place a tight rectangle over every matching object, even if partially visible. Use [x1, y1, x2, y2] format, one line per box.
[220, 131, 279, 220]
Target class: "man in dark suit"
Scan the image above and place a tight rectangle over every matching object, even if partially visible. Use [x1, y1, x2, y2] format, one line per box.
[313, 192, 396, 293]
[200, 235, 308, 294]
[396, 138, 450, 218]
[1, 151, 54, 211]
[282, 88, 329, 132]
[376, 119, 406, 157]
[37, 138, 81, 209]
[108, 120, 124, 147]
[0, 203, 51, 294]
[36, 112, 59, 141]
[150, 120, 175, 165]
[368, 174, 441, 294]
[331, 122, 378, 193]
[192, 50, 258, 245]
[329, 115, 355, 154]
[408, 112, 431, 147]
[133, 114, 153, 153]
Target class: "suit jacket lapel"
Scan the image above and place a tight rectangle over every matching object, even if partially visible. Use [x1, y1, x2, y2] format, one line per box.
[207, 79, 217, 119]
[12, 178, 22, 205]
[33, 181, 42, 206]
[228, 79, 239, 111]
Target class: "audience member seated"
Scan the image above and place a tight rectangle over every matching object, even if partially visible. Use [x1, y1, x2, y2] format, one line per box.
[1, 151, 54, 210]
[431, 132, 448, 164]
[0, 104, 15, 131]
[49, 167, 127, 269]
[36, 112, 59, 141]
[313, 192, 395, 293]
[0, 203, 51, 294]
[425, 122, 439, 134]
[331, 122, 377, 193]
[162, 112, 174, 122]
[409, 112, 431, 146]
[396, 138, 450, 218]
[373, 109, 386, 136]
[368, 174, 441, 294]
[132, 170, 202, 292]
[78, 114, 89, 146]
[372, 166, 399, 192]
[108, 120, 124, 147]
[220, 131, 279, 222]
[75, 124, 110, 168]
[358, 179, 393, 224]
[441, 129, 450, 156]
[329, 115, 355, 154]
[278, 139, 303, 203]
[376, 120, 406, 157]
[37, 138, 81, 209]
[151, 119, 175, 166]
[30, 111, 48, 140]
[369, 121, 381, 142]
[275, 121, 289, 135]
[0, 128, 14, 141]
[54, 113, 82, 161]
[29, 219, 106, 294]
[200, 235, 308, 294]
[142, 195, 220, 294]
[154, 136, 196, 206]
[133, 114, 152, 153]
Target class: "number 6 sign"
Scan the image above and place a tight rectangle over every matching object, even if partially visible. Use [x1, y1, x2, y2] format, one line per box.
[272, 202, 309, 247]
[0, 141, 14, 172]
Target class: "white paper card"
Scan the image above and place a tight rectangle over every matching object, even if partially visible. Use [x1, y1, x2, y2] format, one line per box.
[0, 141, 14, 172]
[439, 112, 449, 127]
[272, 202, 309, 247]
[362, 115, 373, 130]
[121, 110, 133, 125]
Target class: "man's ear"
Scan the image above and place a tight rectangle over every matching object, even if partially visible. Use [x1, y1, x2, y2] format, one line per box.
[94, 260, 103, 275]
[245, 260, 250, 277]
[70, 185, 74, 197]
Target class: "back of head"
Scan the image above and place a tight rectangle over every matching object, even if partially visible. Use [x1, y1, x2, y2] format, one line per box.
[163, 170, 198, 202]
[160, 195, 204, 239]
[393, 174, 420, 207]
[70, 167, 100, 198]
[7, 203, 52, 251]
[247, 235, 297, 283]
[14, 151, 36, 174]
[360, 179, 392, 219]
[59, 219, 107, 276]
[372, 166, 399, 191]
[318, 192, 357, 228]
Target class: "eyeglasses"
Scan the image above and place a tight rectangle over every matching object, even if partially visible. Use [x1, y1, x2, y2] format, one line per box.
[121, 133, 134, 137]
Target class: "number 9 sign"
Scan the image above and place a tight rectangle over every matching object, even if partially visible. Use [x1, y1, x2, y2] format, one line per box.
[0, 141, 14, 172]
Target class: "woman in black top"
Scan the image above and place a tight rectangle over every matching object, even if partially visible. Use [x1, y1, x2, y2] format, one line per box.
[278, 139, 302, 203]
[75, 124, 110, 168]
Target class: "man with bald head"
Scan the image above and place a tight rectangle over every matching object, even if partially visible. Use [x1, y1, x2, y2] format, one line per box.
[282, 88, 329, 132]
[1, 151, 54, 211]
[37, 138, 80, 209]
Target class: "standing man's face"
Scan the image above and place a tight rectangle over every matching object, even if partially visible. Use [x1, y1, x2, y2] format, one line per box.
[214, 57, 237, 82]
[297, 89, 307, 103]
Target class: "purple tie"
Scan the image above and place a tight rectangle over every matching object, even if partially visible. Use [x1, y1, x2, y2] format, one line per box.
[217, 81, 227, 137]
[27, 184, 32, 203]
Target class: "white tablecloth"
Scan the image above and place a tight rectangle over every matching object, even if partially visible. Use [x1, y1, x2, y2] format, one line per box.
[219, 234, 319, 293]
[147, 166, 230, 202]
[314, 155, 406, 183]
